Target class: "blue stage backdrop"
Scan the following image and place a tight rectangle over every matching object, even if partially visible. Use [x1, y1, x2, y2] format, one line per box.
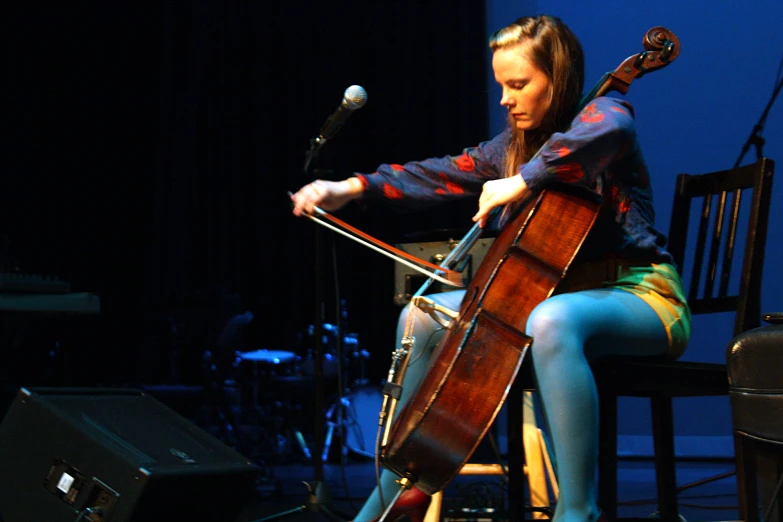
[487, 0, 783, 458]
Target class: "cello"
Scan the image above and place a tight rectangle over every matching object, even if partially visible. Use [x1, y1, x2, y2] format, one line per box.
[375, 26, 682, 503]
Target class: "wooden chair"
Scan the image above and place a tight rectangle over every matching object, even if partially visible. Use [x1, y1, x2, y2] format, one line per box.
[504, 157, 775, 521]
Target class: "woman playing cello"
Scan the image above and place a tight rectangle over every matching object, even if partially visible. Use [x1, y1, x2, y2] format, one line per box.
[291, 14, 690, 522]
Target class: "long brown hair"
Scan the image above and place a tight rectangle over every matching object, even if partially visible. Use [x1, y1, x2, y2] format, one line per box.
[489, 15, 584, 179]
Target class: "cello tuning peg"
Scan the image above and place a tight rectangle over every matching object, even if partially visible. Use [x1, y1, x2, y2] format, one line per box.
[660, 40, 675, 62]
[633, 51, 648, 69]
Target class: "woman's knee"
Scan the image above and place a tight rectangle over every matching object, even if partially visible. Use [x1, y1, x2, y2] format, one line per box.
[526, 297, 585, 360]
[526, 298, 577, 340]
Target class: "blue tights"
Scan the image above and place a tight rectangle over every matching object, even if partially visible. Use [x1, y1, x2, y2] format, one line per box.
[354, 287, 669, 522]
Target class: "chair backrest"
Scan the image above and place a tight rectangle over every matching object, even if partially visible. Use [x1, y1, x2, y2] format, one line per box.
[667, 157, 775, 338]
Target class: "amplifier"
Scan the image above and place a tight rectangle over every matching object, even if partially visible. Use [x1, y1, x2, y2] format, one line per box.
[393, 235, 495, 306]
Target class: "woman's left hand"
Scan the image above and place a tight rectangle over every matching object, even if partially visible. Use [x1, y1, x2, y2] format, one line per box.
[473, 175, 528, 228]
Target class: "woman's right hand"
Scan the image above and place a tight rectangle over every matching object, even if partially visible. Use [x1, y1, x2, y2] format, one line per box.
[473, 175, 528, 228]
[290, 177, 364, 217]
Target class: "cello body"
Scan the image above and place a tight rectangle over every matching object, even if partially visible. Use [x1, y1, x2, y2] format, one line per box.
[380, 185, 602, 494]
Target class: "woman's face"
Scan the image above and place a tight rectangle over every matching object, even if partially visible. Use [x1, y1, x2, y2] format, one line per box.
[493, 45, 552, 130]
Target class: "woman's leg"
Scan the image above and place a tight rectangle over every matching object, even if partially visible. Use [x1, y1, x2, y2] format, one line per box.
[526, 289, 670, 522]
[353, 290, 466, 522]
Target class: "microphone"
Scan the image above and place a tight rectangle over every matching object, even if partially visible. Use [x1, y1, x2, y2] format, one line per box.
[314, 85, 368, 147]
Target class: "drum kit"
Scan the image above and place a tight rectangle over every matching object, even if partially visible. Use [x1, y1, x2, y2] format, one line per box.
[225, 321, 381, 463]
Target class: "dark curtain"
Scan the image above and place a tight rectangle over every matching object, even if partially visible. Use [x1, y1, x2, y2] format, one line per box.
[155, 1, 489, 387]
[4, 1, 488, 391]
[3, 3, 154, 390]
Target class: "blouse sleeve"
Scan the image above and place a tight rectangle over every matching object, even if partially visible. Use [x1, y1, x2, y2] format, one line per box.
[355, 128, 510, 212]
[519, 97, 637, 194]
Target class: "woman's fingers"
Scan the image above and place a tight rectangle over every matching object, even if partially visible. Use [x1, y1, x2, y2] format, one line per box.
[291, 179, 350, 216]
[291, 182, 323, 216]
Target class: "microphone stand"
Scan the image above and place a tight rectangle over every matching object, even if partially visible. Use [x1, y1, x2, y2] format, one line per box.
[306, 139, 327, 487]
[733, 68, 782, 168]
[255, 139, 349, 522]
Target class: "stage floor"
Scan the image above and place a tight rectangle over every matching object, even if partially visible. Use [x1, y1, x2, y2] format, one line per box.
[0, 384, 742, 522]
[233, 456, 740, 522]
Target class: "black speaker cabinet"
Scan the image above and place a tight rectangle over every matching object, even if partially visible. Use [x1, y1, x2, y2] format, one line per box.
[0, 387, 259, 522]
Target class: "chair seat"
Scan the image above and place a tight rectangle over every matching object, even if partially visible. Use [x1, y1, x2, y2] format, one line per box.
[592, 357, 728, 397]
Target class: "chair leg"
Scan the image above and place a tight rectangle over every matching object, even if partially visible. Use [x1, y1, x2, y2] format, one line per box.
[423, 490, 443, 522]
[651, 396, 679, 522]
[598, 392, 618, 521]
[524, 391, 558, 518]
[507, 377, 526, 520]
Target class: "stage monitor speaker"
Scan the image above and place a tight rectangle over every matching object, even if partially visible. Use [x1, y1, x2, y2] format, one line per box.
[0, 387, 260, 522]
[393, 235, 495, 306]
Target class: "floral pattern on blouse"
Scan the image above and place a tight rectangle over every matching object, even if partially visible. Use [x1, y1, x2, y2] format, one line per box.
[356, 96, 672, 264]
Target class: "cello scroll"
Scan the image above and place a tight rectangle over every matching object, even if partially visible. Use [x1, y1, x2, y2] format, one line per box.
[583, 26, 680, 102]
